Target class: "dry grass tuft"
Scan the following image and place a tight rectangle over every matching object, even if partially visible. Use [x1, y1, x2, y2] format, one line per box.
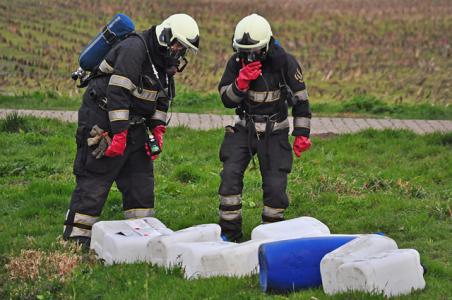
[6, 241, 82, 283]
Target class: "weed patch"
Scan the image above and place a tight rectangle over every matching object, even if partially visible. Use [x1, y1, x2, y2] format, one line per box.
[6, 244, 82, 283]
[7, 249, 72, 281]
[436, 133, 452, 146]
[174, 165, 201, 184]
[341, 95, 394, 114]
[0, 112, 29, 133]
[313, 175, 360, 195]
[363, 177, 427, 199]
[427, 201, 451, 221]
[1, 237, 94, 299]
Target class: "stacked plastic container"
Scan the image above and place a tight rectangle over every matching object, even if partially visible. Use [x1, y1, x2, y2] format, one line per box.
[320, 234, 426, 297]
[90, 218, 172, 265]
[90, 216, 425, 297]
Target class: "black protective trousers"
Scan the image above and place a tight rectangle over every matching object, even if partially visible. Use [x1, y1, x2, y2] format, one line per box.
[63, 90, 155, 240]
[218, 124, 293, 239]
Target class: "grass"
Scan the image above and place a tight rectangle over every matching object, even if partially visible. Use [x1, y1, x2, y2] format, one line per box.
[1, 0, 451, 106]
[312, 95, 452, 120]
[0, 116, 451, 299]
[1, 90, 451, 120]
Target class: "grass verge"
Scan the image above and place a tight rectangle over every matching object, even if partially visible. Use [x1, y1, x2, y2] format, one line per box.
[0, 116, 450, 299]
[1, 91, 451, 120]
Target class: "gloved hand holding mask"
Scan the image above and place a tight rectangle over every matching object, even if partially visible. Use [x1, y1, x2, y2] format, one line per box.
[236, 60, 262, 91]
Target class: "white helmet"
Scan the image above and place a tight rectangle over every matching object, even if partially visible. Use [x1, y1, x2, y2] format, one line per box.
[233, 14, 273, 52]
[156, 14, 200, 52]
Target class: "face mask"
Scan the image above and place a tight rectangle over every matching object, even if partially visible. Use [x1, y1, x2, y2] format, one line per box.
[165, 41, 189, 75]
[238, 48, 267, 64]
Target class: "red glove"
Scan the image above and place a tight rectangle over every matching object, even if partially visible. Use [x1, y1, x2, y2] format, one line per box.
[151, 125, 166, 160]
[293, 136, 311, 158]
[236, 61, 262, 91]
[104, 129, 128, 157]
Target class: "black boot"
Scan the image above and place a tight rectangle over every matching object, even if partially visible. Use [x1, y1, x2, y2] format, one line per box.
[221, 231, 244, 243]
[67, 236, 91, 250]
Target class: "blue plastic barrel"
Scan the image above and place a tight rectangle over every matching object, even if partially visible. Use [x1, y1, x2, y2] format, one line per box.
[79, 13, 135, 71]
[259, 235, 356, 293]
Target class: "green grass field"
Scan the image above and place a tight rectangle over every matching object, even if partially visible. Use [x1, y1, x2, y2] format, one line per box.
[1, 1, 451, 298]
[1, 0, 451, 112]
[0, 116, 451, 299]
[1, 91, 451, 120]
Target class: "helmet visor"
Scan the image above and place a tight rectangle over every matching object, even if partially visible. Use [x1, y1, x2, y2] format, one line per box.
[173, 35, 199, 53]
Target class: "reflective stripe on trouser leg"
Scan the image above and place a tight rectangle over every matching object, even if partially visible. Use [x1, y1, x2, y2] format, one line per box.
[220, 194, 241, 206]
[261, 172, 289, 223]
[219, 194, 243, 237]
[219, 208, 242, 221]
[124, 208, 155, 219]
[63, 210, 99, 238]
[219, 194, 242, 221]
[262, 205, 285, 223]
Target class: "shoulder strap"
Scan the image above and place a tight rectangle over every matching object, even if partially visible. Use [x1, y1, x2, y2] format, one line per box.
[279, 65, 296, 108]
[131, 32, 175, 125]
[280, 69, 287, 87]
[129, 32, 173, 101]
[279, 62, 290, 87]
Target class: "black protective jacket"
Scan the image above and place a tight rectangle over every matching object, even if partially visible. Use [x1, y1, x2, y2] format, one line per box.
[218, 44, 311, 137]
[95, 26, 173, 134]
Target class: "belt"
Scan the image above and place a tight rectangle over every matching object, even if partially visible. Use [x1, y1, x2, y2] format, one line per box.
[129, 115, 146, 126]
[243, 112, 284, 122]
[236, 113, 289, 171]
[235, 116, 289, 133]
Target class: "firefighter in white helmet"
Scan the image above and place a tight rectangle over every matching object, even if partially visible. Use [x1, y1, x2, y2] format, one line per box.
[218, 14, 312, 241]
[63, 14, 199, 247]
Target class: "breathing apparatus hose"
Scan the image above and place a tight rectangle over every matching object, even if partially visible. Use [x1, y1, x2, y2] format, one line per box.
[244, 73, 270, 109]
[243, 72, 272, 170]
[135, 33, 175, 125]
[135, 34, 171, 99]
